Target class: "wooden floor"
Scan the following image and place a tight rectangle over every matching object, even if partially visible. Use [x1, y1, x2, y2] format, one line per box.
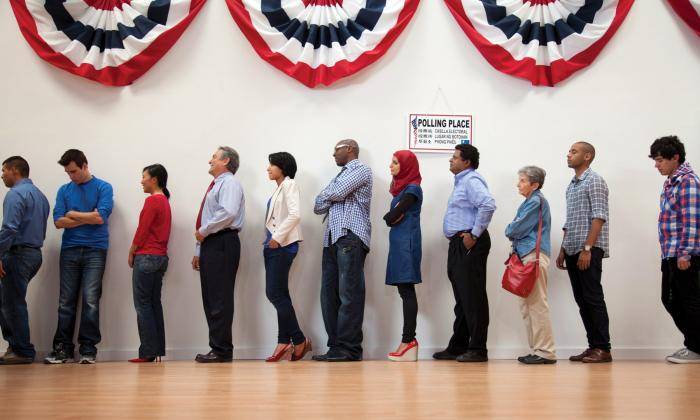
[0, 360, 697, 419]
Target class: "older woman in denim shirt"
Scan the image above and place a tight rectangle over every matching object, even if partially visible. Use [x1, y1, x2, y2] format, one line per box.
[505, 166, 556, 364]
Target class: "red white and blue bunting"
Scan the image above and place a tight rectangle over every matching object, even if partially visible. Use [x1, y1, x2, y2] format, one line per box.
[10, 0, 207, 86]
[668, 0, 700, 37]
[226, 0, 420, 88]
[444, 0, 635, 86]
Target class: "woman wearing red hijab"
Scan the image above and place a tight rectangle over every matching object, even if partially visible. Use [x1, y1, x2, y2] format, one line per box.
[384, 150, 423, 362]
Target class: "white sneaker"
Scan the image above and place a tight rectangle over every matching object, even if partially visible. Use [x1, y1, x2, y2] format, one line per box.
[666, 348, 700, 364]
[79, 355, 96, 364]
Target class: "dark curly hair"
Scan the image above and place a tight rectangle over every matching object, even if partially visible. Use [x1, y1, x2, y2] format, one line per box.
[649, 135, 685, 164]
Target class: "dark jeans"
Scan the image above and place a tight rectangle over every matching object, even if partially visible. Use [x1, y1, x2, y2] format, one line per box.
[662, 256, 700, 353]
[565, 247, 611, 351]
[397, 284, 417, 343]
[53, 246, 107, 356]
[446, 230, 490, 354]
[199, 230, 240, 358]
[264, 248, 304, 345]
[0, 247, 42, 358]
[132, 254, 168, 358]
[321, 231, 368, 359]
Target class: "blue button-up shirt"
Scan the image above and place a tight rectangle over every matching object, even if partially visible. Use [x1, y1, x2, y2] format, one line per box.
[195, 171, 245, 256]
[443, 168, 496, 238]
[0, 179, 50, 255]
[53, 176, 113, 250]
[314, 159, 373, 249]
[505, 190, 551, 258]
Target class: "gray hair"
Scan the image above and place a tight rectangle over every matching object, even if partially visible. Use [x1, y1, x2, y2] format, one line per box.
[518, 166, 546, 189]
[218, 146, 240, 175]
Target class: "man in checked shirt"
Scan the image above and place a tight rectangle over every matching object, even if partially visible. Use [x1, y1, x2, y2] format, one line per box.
[649, 136, 700, 364]
[312, 139, 372, 362]
[556, 141, 612, 363]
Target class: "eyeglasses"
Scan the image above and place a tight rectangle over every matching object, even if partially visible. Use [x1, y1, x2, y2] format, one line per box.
[335, 144, 350, 151]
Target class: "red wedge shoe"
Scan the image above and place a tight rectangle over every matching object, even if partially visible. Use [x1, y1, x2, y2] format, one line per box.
[266, 344, 293, 362]
[388, 340, 418, 362]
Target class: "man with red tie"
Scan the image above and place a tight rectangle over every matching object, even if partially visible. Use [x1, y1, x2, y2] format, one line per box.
[191, 147, 245, 363]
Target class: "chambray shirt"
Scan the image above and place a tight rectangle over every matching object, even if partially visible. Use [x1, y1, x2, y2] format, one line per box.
[505, 190, 551, 258]
[314, 159, 373, 249]
[0, 179, 50, 255]
[443, 168, 496, 238]
[563, 168, 609, 257]
[53, 176, 113, 250]
[195, 171, 245, 256]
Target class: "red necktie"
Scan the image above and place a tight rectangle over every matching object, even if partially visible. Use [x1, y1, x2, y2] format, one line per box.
[196, 180, 215, 230]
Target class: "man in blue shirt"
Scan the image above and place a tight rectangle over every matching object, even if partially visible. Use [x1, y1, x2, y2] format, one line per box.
[0, 156, 49, 365]
[313, 139, 373, 362]
[44, 150, 113, 365]
[434, 144, 496, 363]
[191, 147, 245, 363]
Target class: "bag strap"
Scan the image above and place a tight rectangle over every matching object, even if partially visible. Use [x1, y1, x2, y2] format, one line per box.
[534, 198, 544, 263]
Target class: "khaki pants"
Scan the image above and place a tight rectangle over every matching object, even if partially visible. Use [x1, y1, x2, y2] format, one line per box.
[519, 253, 556, 360]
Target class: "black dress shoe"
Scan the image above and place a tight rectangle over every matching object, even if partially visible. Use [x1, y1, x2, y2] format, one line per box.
[518, 354, 556, 365]
[456, 350, 488, 363]
[326, 353, 361, 362]
[0, 352, 33, 365]
[311, 353, 329, 361]
[195, 351, 232, 363]
[432, 349, 461, 360]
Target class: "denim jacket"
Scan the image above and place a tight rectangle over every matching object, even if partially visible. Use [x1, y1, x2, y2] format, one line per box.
[505, 190, 551, 258]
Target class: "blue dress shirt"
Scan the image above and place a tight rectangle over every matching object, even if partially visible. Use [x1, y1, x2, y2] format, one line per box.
[443, 168, 496, 238]
[0, 179, 50, 255]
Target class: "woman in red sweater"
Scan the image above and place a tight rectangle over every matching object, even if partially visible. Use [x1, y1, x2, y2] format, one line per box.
[127, 164, 172, 363]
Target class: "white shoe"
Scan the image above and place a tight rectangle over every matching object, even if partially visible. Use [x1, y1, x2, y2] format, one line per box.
[79, 355, 97, 364]
[666, 348, 700, 364]
[388, 340, 418, 362]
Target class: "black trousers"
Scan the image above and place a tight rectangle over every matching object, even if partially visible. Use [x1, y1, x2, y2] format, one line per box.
[662, 256, 700, 353]
[446, 230, 490, 354]
[199, 230, 240, 358]
[565, 248, 611, 351]
[396, 284, 417, 343]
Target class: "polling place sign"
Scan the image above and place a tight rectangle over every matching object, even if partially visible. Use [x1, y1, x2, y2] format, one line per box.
[408, 114, 472, 153]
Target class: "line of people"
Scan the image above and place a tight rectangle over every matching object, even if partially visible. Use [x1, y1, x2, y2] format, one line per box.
[0, 136, 697, 365]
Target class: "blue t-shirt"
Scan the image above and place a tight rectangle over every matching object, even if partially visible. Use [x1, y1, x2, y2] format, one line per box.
[53, 176, 114, 250]
[263, 198, 298, 254]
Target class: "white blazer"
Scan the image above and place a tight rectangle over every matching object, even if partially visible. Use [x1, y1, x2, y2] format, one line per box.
[265, 177, 303, 247]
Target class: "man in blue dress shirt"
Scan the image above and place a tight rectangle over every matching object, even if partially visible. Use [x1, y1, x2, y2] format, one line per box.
[45, 150, 113, 365]
[0, 156, 49, 365]
[434, 144, 496, 363]
[313, 139, 373, 362]
[191, 147, 245, 363]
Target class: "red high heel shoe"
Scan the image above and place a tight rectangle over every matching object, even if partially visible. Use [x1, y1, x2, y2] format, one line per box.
[291, 339, 313, 361]
[266, 344, 293, 362]
[128, 357, 156, 363]
[388, 340, 418, 362]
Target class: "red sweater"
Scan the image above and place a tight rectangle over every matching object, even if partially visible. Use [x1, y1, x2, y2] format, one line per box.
[132, 194, 171, 256]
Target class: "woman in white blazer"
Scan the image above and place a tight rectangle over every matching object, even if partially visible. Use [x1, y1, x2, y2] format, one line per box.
[263, 152, 311, 362]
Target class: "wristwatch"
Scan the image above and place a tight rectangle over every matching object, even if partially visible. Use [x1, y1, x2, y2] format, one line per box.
[583, 245, 592, 252]
[470, 233, 478, 241]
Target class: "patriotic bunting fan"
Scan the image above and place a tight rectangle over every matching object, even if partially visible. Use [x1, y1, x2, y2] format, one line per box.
[444, 0, 635, 86]
[667, 0, 700, 37]
[10, 0, 207, 86]
[226, 0, 420, 88]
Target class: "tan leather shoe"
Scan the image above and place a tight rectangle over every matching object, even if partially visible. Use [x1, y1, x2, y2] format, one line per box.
[582, 349, 612, 363]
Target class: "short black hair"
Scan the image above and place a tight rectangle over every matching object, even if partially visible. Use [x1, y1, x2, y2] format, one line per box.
[649, 135, 685, 164]
[58, 149, 88, 168]
[455, 144, 480, 169]
[2, 156, 30, 177]
[269, 152, 297, 179]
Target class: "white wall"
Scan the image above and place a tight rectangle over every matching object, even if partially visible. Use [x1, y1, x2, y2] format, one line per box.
[0, 1, 698, 360]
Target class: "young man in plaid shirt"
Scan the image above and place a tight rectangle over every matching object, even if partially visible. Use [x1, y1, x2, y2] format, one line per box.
[650, 135, 700, 364]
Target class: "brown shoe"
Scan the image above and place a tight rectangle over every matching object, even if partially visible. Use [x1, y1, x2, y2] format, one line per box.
[582, 349, 612, 363]
[569, 348, 593, 362]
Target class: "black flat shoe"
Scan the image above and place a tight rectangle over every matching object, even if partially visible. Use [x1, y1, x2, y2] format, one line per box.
[456, 350, 488, 363]
[518, 354, 557, 365]
[432, 349, 461, 360]
[326, 353, 361, 362]
[195, 351, 232, 363]
[312, 353, 329, 362]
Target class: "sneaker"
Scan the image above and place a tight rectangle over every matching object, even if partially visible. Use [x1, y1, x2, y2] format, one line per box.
[44, 346, 75, 364]
[666, 348, 687, 361]
[666, 348, 700, 364]
[79, 354, 97, 364]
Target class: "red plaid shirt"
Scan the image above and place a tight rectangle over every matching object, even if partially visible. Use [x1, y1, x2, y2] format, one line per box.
[658, 162, 700, 260]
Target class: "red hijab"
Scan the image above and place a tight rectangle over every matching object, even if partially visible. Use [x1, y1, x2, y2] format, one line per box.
[390, 150, 422, 197]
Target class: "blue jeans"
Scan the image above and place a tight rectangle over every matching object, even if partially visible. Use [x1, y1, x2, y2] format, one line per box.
[53, 247, 107, 356]
[132, 254, 168, 358]
[0, 247, 42, 358]
[321, 232, 368, 359]
[264, 248, 304, 345]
